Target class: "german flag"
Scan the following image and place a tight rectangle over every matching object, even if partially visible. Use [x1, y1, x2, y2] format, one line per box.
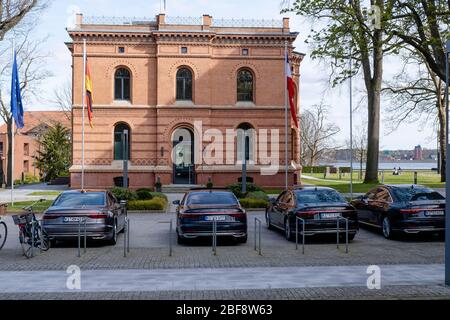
[85, 59, 94, 127]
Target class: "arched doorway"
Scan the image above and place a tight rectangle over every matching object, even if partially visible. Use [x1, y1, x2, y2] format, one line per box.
[172, 128, 195, 184]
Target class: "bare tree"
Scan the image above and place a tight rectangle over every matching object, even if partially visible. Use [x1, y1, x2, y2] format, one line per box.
[300, 103, 341, 166]
[383, 49, 446, 182]
[346, 124, 367, 180]
[0, 0, 47, 41]
[0, 26, 51, 186]
[50, 79, 72, 121]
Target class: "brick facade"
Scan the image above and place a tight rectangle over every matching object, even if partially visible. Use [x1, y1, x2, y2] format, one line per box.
[68, 13, 304, 189]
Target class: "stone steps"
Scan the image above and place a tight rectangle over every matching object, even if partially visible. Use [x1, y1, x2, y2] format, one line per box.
[161, 184, 204, 193]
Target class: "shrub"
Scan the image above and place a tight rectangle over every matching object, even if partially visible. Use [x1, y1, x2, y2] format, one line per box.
[149, 192, 168, 202]
[127, 198, 167, 211]
[303, 166, 328, 174]
[108, 187, 137, 201]
[24, 174, 40, 184]
[246, 191, 269, 201]
[136, 189, 153, 200]
[227, 183, 264, 199]
[239, 198, 269, 209]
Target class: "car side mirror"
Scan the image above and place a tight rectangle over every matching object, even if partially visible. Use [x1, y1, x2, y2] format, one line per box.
[173, 200, 181, 205]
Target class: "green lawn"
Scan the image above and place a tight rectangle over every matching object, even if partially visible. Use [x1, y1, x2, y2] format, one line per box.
[28, 191, 62, 196]
[6, 200, 53, 213]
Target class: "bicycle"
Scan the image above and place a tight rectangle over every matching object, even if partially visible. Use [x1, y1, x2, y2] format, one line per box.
[12, 199, 50, 258]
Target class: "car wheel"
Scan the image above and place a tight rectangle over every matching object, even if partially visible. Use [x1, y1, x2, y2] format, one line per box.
[284, 218, 293, 241]
[382, 216, 394, 239]
[266, 210, 274, 230]
[50, 239, 58, 248]
[236, 235, 248, 244]
[177, 233, 186, 245]
[108, 222, 118, 245]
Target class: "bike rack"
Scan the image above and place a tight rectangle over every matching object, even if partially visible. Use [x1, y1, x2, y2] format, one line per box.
[212, 220, 217, 256]
[295, 217, 306, 254]
[254, 218, 262, 256]
[294, 216, 350, 254]
[77, 218, 87, 258]
[336, 216, 349, 254]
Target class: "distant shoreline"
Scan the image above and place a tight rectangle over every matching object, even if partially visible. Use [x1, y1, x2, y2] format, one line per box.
[319, 161, 438, 170]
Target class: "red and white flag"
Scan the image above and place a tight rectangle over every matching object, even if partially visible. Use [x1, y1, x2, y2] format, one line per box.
[285, 54, 298, 128]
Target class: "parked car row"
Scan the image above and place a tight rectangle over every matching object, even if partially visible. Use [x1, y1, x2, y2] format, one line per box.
[39, 184, 445, 247]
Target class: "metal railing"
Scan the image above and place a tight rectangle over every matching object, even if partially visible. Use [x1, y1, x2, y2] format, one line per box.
[212, 220, 217, 256]
[254, 218, 262, 256]
[336, 217, 349, 254]
[166, 16, 203, 26]
[84, 16, 156, 26]
[77, 218, 87, 258]
[212, 18, 283, 28]
[295, 216, 350, 254]
[295, 217, 306, 254]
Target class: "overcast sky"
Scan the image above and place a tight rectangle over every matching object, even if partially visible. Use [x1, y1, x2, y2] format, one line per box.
[5, 0, 439, 150]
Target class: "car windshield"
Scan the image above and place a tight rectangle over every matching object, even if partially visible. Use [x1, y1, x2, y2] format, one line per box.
[53, 192, 105, 207]
[294, 190, 346, 203]
[392, 187, 445, 202]
[186, 192, 238, 206]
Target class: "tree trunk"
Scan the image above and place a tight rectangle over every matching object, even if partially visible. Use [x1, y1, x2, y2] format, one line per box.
[364, 86, 381, 183]
[438, 97, 446, 182]
[7, 118, 13, 188]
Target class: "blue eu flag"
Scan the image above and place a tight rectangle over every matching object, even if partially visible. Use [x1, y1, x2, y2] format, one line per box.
[10, 51, 24, 129]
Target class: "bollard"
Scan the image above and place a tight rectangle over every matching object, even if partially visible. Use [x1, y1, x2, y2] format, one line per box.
[169, 219, 173, 257]
[124, 217, 129, 258]
[345, 218, 349, 254]
[296, 217, 306, 254]
[77, 219, 81, 257]
[381, 171, 385, 184]
[127, 218, 130, 254]
[336, 218, 340, 249]
[39, 220, 43, 254]
[212, 220, 217, 256]
[84, 218, 87, 254]
[254, 218, 262, 256]
[414, 171, 418, 184]
[258, 220, 262, 256]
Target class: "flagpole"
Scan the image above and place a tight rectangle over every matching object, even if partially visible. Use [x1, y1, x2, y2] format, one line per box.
[11, 40, 15, 206]
[284, 41, 289, 189]
[81, 39, 86, 190]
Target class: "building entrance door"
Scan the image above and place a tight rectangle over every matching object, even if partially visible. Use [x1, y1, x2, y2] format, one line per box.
[172, 128, 195, 185]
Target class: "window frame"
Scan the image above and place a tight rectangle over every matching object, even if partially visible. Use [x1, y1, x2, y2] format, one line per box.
[176, 67, 193, 101]
[113, 123, 131, 161]
[236, 68, 254, 102]
[114, 68, 131, 101]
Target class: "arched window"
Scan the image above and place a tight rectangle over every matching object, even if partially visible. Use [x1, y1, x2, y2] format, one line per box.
[237, 69, 254, 102]
[237, 123, 255, 163]
[176, 68, 193, 101]
[114, 68, 131, 101]
[114, 123, 131, 160]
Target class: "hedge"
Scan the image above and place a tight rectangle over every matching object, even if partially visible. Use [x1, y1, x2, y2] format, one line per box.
[228, 183, 264, 199]
[303, 166, 328, 174]
[239, 198, 269, 209]
[246, 191, 269, 201]
[127, 198, 167, 211]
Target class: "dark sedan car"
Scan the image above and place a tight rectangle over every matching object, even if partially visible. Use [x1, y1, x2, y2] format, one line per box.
[43, 190, 126, 245]
[351, 185, 445, 239]
[267, 187, 359, 241]
[174, 189, 247, 244]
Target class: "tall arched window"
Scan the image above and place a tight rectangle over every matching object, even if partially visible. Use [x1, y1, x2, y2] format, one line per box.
[237, 69, 254, 102]
[114, 123, 131, 160]
[114, 68, 131, 101]
[176, 68, 193, 101]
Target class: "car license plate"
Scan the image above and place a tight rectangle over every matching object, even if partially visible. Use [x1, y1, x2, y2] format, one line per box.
[63, 217, 83, 223]
[425, 210, 444, 216]
[320, 213, 341, 219]
[205, 216, 226, 221]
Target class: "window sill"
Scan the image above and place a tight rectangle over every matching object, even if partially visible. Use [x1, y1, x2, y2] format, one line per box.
[236, 101, 256, 107]
[175, 100, 194, 106]
[113, 100, 132, 106]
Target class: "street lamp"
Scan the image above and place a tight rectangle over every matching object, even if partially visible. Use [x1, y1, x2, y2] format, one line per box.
[445, 39, 450, 286]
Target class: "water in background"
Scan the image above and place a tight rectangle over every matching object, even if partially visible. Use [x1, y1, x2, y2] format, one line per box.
[319, 162, 437, 170]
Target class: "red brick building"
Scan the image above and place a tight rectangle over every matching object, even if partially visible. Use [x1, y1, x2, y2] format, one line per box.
[68, 13, 304, 189]
[0, 111, 71, 184]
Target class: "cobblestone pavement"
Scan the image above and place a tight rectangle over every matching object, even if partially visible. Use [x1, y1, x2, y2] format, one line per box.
[0, 211, 447, 299]
[2, 285, 450, 300]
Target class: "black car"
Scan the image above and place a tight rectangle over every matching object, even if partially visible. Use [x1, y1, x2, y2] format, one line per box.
[43, 190, 126, 245]
[351, 185, 445, 239]
[266, 187, 359, 241]
[174, 189, 247, 244]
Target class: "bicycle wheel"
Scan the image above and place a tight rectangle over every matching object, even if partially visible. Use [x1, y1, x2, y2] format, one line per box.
[0, 221, 7, 250]
[38, 226, 50, 251]
[19, 228, 33, 259]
